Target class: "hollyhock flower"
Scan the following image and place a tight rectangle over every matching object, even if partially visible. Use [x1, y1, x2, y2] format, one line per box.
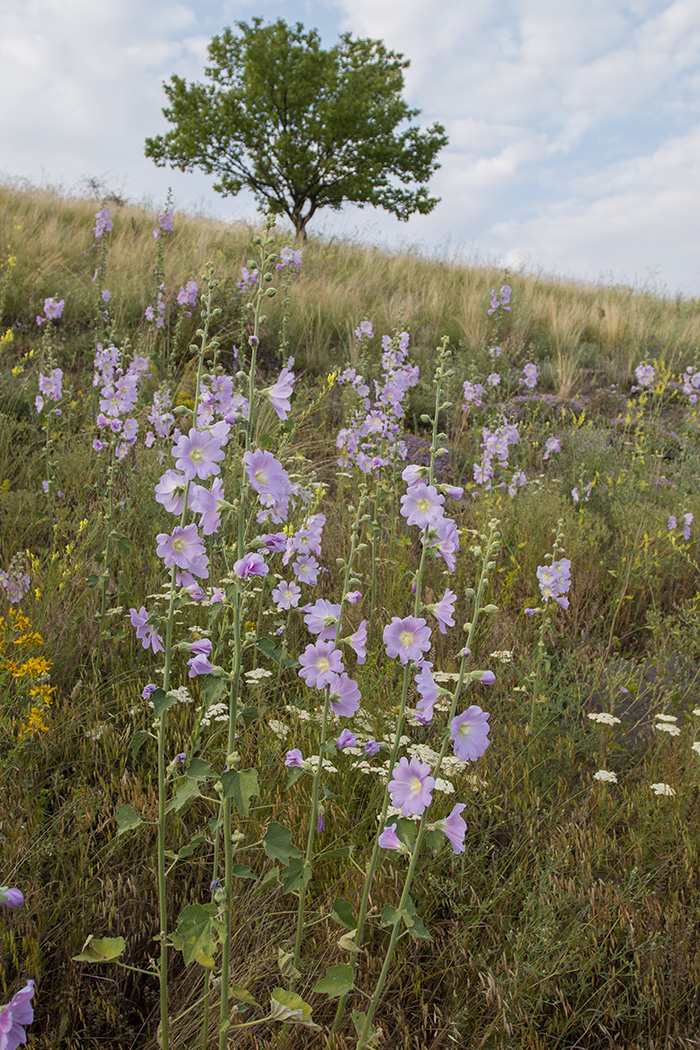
[364, 739, 381, 756]
[424, 516, 459, 572]
[292, 555, 320, 585]
[443, 485, 463, 501]
[277, 246, 303, 269]
[668, 515, 677, 530]
[462, 380, 484, 407]
[346, 590, 362, 604]
[233, 552, 268, 579]
[521, 363, 538, 388]
[635, 363, 654, 388]
[243, 449, 291, 503]
[129, 606, 164, 654]
[172, 428, 225, 481]
[298, 641, 344, 688]
[347, 620, 367, 664]
[415, 661, 439, 723]
[261, 532, 288, 553]
[327, 672, 361, 717]
[427, 589, 456, 634]
[487, 372, 501, 386]
[266, 366, 295, 420]
[508, 471, 527, 497]
[450, 706, 491, 762]
[156, 524, 208, 578]
[303, 599, 341, 641]
[142, 683, 156, 700]
[388, 756, 435, 816]
[475, 670, 495, 685]
[0, 979, 35, 1048]
[0, 888, 23, 908]
[177, 280, 198, 308]
[285, 748, 305, 767]
[154, 470, 189, 515]
[43, 297, 65, 320]
[93, 206, 113, 238]
[683, 512, 693, 540]
[189, 478, 226, 536]
[187, 641, 215, 677]
[544, 436, 560, 460]
[272, 580, 302, 610]
[436, 803, 467, 854]
[401, 464, 427, 486]
[383, 616, 432, 665]
[400, 483, 445, 529]
[378, 823, 404, 851]
[336, 728, 357, 749]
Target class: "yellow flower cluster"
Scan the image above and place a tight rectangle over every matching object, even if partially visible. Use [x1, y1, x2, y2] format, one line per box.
[0, 609, 54, 740]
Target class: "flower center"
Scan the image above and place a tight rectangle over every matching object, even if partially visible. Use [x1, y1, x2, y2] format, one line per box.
[409, 777, 423, 796]
[317, 657, 330, 673]
[417, 498, 430, 513]
[459, 723, 471, 738]
[172, 537, 185, 553]
[190, 447, 203, 463]
[254, 469, 266, 485]
[399, 630, 414, 649]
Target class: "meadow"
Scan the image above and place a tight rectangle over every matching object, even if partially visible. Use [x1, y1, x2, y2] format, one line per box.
[1, 179, 700, 1050]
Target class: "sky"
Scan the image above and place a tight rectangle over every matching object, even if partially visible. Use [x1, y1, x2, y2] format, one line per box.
[3, 0, 700, 298]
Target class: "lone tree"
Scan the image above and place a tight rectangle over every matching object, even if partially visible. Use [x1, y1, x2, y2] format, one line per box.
[145, 18, 448, 238]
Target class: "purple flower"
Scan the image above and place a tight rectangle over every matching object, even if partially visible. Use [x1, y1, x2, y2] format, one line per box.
[177, 280, 198, 308]
[155, 470, 189, 515]
[537, 557, 571, 605]
[635, 363, 654, 388]
[303, 599, 341, 641]
[364, 739, 381, 756]
[327, 672, 361, 717]
[400, 483, 445, 529]
[233, 552, 269, 579]
[668, 515, 677, 530]
[476, 670, 495, 685]
[272, 579, 302, 610]
[521, 363, 538, 389]
[424, 516, 460, 573]
[0, 979, 35, 1048]
[415, 661, 439, 723]
[436, 803, 467, 854]
[683, 512, 693, 541]
[243, 449, 292, 503]
[336, 728, 357, 749]
[450, 706, 491, 762]
[172, 428, 225, 481]
[187, 651, 215, 677]
[0, 887, 23, 908]
[93, 207, 113, 238]
[347, 619, 367, 664]
[156, 524, 209, 578]
[277, 247, 303, 269]
[285, 748, 305, 767]
[129, 606, 164, 654]
[388, 756, 435, 816]
[38, 368, 63, 402]
[298, 641, 344, 688]
[354, 320, 373, 342]
[267, 367, 295, 420]
[43, 297, 65, 320]
[428, 589, 456, 634]
[378, 823, 404, 850]
[142, 683, 156, 700]
[292, 555, 320, 586]
[346, 589, 362, 604]
[383, 616, 432, 665]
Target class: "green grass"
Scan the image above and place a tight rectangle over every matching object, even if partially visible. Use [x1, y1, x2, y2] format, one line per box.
[1, 182, 700, 1049]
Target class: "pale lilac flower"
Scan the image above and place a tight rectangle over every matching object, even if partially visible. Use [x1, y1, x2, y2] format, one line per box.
[303, 599, 341, 641]
[347, 620, 367, 663]
[156, 524, 209, 578]
[173, 428, 225, 481]
[292, 555, 320, 585]
[635, 363, 654, 388]
[93, 206, 113, 238]
[346, 590, 362, 604]
[508, 470, 527, 497]
[436, 803, 467, 854]
[336, 728, 357, 749]
[129, 606, 164, 654]
[400, 483, 445, 529]
[177, 280, 198, 308]
[383, 616, 432, 664]
[543, 437, 560, 460]
[272, 580, 302, 610]
[43, 297, 65, 320]
[187, 638, 215, 677]
[450, 706, 491, 762]
[462, 380, 484, 408]
[298, 641, 344, 688]
[267, 367, 295, 420]
[668, 515, 677, 530]
[243, 449, 291, 503]
[233, 552, 268, 579]
[378, 823, 404, 850]
[415, 661, 439, 724]
[388, 756, 435, 816]
[487, 372, 501, 386]
[0, 979, 35, 1048]
[0, 888, 23, 908]
[354, 320, 373, 342]
[142, 683, 156, 700]
[155, 470, 189, 515]
[285, 748, 305, 767]
[189, 478, 226, 536]
[683, 512, 693, 540]
[521, 363, 538, 389]
[424, 517, 460, 572]
[327, 672, 361, 717]
[277, 246, 302, 269]
[38, 368, 63, 401]
[428, 589, 456, 634]
[364, 740, 381, 756]
[261, 532, 288, 553]
[537, 558, 571, 607]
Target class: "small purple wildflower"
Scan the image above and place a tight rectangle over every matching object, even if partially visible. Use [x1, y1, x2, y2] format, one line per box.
[450, 706, 491, 762]
[388, 756, 435, 816]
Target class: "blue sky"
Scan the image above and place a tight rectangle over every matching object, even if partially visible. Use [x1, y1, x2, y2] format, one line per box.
[3, 0, 700, 297]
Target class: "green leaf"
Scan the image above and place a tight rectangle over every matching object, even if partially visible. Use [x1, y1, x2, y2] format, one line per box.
[73, 935, 126, 963]
[380, 904, 402, 927]
[230, 984, 259, 1007]
[253, 867, 280, 893]
[185, 758, 215, 780]
[115, 536, 132, 556]
[152, 689, 176, 718]
[231, 863, 257, 880]
[269, 989, 320, 1030]
[330, 897, 357, 930]
[166, 779, 201, 813]
[286, 766, 305, 789]
[129, 730, 150, 760]
[403, 895, 432, 941]
[262, 822, 301, 863]
[202, 676, 227, 706]
[312, 963, 355, 999]
[351, 1009, 382, 1047]
[177, 833, 206, 861]
[220, 767, 259, 816]
[255, 637, 282, 665]
[115, 805, 143, 836]
[87, 574, 100, 589]
[281, 857, 311, 895]
[241, 705, 259, 727]
[175, 904, 219, 967]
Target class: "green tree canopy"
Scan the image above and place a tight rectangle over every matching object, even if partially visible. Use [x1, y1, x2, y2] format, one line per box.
[145, 18, 448, 238]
